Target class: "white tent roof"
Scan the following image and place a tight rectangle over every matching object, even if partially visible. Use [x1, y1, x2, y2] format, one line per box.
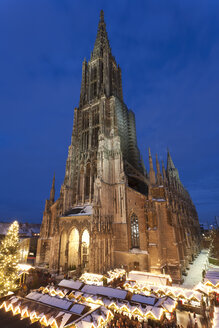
[58, 279, 83, 290]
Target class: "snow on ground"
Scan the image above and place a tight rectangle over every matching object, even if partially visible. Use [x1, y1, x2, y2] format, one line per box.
[182, 249, 209, 288]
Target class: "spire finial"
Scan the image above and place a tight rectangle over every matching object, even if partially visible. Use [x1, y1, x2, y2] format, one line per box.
[49, 173, 55, 203]
[100, 9, 104, 22]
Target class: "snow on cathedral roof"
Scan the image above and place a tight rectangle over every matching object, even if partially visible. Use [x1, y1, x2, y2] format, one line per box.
[63, 205, 93, 217]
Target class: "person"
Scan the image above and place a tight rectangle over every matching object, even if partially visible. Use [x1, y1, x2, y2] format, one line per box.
[142, 321, 147, 328]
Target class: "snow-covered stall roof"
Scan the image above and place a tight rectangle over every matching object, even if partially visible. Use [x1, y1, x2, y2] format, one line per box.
[26, 292, 73, 310]
[128, 270, 172, 286]
[0, 295, 81, 328]
[154, 297, 176, 312]
[58, 279, 84, 290]
[81, 285, 127, 300]
[131, 294, 156, 305]
[73, 306, 113, 328]
[80, 273, 103, 286]
[70, 304, 87, 315]
[204, 270, 219, 287]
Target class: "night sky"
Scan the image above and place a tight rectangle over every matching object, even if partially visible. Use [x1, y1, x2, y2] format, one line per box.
[0, 0, 219, 225]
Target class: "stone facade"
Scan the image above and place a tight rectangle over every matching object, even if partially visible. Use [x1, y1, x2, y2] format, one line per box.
[36, 11, 201, 283]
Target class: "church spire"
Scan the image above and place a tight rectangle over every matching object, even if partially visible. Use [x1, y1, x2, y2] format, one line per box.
[91, 10, 111, 59]
[49, 173, 55, 203]
[166, 150, 180, 182]
[148, 148, 156, 185]
[80, 10, 123, 106]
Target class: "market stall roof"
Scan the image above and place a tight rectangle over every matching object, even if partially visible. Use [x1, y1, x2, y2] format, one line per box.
[70, 304, 89, 315]
[128, 271, 172, 286]
[0, 295, 81, 328]
[26, 291, 74, 311]
[0, 308, 44, 327]
[73, 306, 113, 328]
[80, 273, 104, 286]
[204, 270, 219, 287]
[58, 279, 84, 290]
[81, 285, 127, 300]
[131, 294, 156, 305]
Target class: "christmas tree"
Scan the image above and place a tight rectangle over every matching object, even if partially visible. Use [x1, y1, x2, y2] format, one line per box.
[0, 221, 19, 296]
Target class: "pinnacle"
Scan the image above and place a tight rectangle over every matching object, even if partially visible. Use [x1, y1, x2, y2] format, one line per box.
[100, 9, 104, 22]
[156, 153, 160, 171]
[50, 173, 55, 203]
[167, 149, 176, 170]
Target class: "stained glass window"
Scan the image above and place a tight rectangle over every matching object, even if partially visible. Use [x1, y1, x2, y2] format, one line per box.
[131, 213, 140, 248]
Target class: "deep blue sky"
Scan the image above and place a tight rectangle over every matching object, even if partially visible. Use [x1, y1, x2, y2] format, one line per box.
[0, 0, 219, 224]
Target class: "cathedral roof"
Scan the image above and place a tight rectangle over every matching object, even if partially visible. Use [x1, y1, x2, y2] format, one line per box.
[63, 205, 92, 217]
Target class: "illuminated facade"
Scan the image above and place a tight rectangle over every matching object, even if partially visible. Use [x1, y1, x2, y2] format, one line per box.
[36, 11, 201, 283]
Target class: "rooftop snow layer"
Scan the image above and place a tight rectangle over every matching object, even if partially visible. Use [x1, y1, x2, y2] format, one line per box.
[81, 285, 127, 300]
[26, 292, 73, 310]
[58, 280, 83, 290]
[63, 206, 92, 217]
[131, 294, 156, 305]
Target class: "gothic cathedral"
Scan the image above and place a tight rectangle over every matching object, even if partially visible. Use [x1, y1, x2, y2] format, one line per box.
[36, 11, 201, 283]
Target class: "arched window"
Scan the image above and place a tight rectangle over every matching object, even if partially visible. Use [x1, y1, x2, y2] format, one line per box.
[131, 213, 140, 248]
[81, 229, 90, 268]
[68, 228, 79, 269]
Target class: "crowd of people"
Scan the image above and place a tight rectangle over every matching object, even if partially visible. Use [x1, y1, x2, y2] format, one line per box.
[106, 313, 182, 328]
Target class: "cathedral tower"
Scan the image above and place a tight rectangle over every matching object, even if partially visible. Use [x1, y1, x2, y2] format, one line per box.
[36, 11, 200, 282]
[61, 10, 147, 214]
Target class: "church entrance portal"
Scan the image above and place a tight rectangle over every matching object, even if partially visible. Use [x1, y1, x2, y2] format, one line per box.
[68, 228, 80, 269]
[60, 231, 67, 271]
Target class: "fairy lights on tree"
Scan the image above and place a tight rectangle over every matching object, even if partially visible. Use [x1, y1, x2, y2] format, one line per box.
[0, 221, 19, 296]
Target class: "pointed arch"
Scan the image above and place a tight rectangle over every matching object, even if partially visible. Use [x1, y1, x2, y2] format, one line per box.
[68, 228, 80, 269]
[81, 229, 90, 269]
[60, 230, 67, 271]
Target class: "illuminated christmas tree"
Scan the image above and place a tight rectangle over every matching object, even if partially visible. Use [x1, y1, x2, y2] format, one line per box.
[0, 221, 19, 296]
